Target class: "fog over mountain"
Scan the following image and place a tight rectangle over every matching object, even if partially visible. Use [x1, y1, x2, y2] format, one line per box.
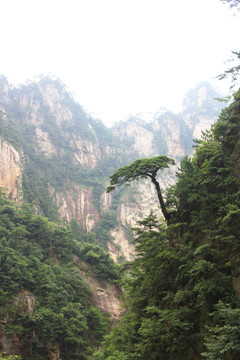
[0, 76, 224, 258]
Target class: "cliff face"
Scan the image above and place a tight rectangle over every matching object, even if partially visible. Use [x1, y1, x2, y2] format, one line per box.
[0, 77, 223, 263]
[73, 255, 123, 321]
[17, 79, 109, 167]
[0, 77, 225, 358]
[0, 77, 113, 225]
[49, 184, 99, 231]
[113, 118, 156, 157]
[0, 138, 22, 202]
[113, 83, 223, 161]
[107, 172, 176, 262]
[152, 113, 191, 158]
[182, 82, 223, 139]
[102, 82, 223, 261]
[0, 290, 61, 360]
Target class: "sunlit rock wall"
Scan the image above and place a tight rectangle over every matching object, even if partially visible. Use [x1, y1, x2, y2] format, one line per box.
[0, 138, 22, 202]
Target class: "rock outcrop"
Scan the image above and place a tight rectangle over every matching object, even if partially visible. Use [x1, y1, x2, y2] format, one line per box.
[73, 255, 123, 322]
[0, 138, 22, 202]
[182, 82, 223, 139]
[0, 291, 36, 357]
[50, 184, 100, 231]
[0, 77, 224, 262]
[0, 76, 225, 358]
[113, 117, 156, 157]
[14, 290, 36, 314]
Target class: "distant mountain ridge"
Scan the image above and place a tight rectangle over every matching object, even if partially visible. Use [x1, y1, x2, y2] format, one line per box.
[114, 81, 223, 158]
[0, 76, 224, 262]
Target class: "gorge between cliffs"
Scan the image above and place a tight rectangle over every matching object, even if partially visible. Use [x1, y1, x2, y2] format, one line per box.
[1, 75, 239, 360]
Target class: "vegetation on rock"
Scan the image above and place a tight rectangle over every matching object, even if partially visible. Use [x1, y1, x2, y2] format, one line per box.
[93, 90, 240, 360]
[0, 73, 238, 359]
[106, 156, 175, 222]
[0, 191, 120, 359]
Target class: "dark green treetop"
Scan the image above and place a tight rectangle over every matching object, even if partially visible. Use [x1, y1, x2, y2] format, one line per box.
[106, 156, 175, 223]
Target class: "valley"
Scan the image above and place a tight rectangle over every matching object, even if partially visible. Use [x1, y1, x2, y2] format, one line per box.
[1, 75, 237, 360]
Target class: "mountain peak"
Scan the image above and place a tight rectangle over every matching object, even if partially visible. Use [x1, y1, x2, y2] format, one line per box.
[182, 81, 223, 113]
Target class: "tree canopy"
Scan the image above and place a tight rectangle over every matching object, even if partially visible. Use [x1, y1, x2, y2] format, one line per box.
[0, 191, 120, 359]
[106, 156, 175, 223]
[94, 89, 240, 360]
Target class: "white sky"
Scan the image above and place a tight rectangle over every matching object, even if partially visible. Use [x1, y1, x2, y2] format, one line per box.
[0, 0, 239, 125]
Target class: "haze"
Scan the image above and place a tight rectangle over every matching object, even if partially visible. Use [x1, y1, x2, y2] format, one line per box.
[0, 0, 239, 125]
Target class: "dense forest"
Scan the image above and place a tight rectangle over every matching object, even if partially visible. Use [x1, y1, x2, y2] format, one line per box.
[0, 85, 239, 359]
[92, 89, 240, 360]
[0, 18, 240, 358]
[0, 0, 240, 358]
[0, 189, 122, 359]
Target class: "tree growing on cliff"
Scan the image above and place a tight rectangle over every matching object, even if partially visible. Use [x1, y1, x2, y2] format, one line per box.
[106, 156, 175, 223]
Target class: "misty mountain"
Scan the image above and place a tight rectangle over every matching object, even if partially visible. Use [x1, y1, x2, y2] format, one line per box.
[0, 75, 229, 359]
[0, 76, 224, 261]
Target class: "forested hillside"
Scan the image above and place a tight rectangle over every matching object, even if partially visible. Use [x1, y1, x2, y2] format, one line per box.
[0, 77, 223, 262]
[0, 190, 122, 359]
[92, 89, 240, 360]
[0, 74, 233, 360]
[0, 0, 239, 358]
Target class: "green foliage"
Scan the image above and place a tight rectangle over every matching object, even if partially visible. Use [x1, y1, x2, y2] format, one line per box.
[0, 351, 21, 360]
[1, 76, 240, 360]
[0, 193, 112, 359]
[0, 77, 130, 221]
[203, 302, 240, 359]
[107, 156, 175, 222]
[87, 306, 111, 344]
[93, 210, 118, 248]
[107, 156, 175, 193]
[0, 113, 22, 151]
[93, 90, 240, 360]
[78, 243, 120, 282]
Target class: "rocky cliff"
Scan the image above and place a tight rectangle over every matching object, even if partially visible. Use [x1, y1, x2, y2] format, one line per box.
[0, 138, 22, 202]
[0, 76, 116, 228]
[73, 255, 123, 321]
[0, 76, 224, 262]
[113, 82, 223, 160]
[113, 111, 191, 160]
[0, 76, 225, 358]
[182, 81, 223, 139]
[49, 184, 99, 231]
[107, 82, 223, 260]
[15, 78, 110, 166]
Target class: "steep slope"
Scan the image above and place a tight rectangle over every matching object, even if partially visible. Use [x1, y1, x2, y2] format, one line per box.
[109, 82, 223, 260]
[0, 77, 223, 262]
[113, 82, 223, 159]
[113, 111, 192, 160]
[0, 193, 122, 360]
[0, 76, 227, 359]
[0, 138, 22, 202]
[0, 76, 128, 231]
[182, 81, 223, 138]
[93, 88, 240, 360]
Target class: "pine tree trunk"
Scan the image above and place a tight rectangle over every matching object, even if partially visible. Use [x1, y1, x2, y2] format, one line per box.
[151, 177, 170, 223]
